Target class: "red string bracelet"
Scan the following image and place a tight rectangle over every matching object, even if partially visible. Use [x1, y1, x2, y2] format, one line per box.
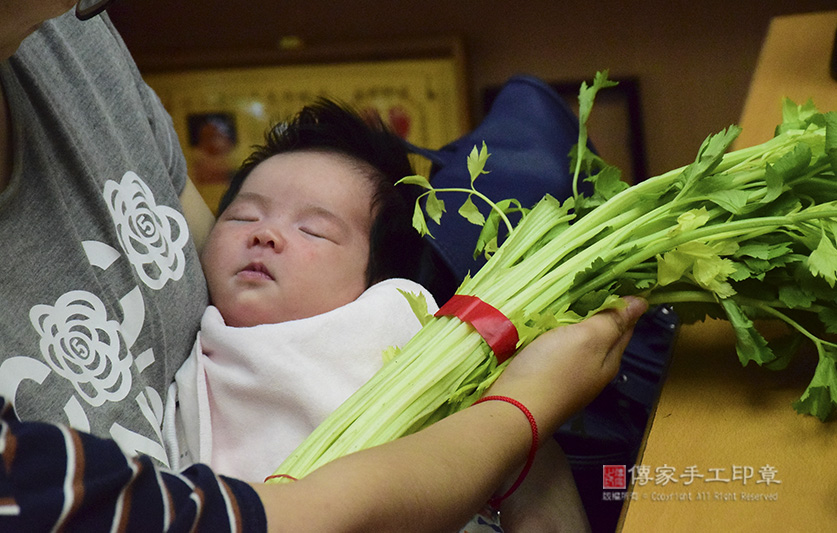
[264, 473, 298, 483]
[473, 395, 539, 507]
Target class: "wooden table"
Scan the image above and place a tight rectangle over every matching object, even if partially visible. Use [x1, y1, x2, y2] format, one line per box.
[618, 319, 837, 530]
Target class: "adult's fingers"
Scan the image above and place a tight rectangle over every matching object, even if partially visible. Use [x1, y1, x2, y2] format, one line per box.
[489, 296, 648, 431]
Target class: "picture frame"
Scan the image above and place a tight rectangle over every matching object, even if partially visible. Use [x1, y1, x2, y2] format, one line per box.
[140, 38, 469, 211]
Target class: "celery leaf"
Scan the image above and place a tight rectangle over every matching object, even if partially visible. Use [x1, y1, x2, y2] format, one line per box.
[396, 174, 433, 189]
[777, 98, 821, 135]
[825, 111, 837, 173]
[398, 289, 434, 326]
[819, 308, 837, 334]
[792, 352, 837, 421]
[678, 126, 742, 192]
[578, 71, 619, 128]
[658, 241, 740, 296]
[666, 207, 710, 237]
[588, 165, 627, 198]
[807, 232, 837, 287]
[411, 202, 431, 237]
[734, 241, 793, 261]
[573, 71, 618, 197]
[466, 142, 491, 185]
[475, 211, 500, 259]
[778, 285, 817, 309]
[706, 189, 752, 214]
[381, 345, 401, 364]
[425, 191, 445, 224]
[720, 299, 775, 366]
[458, 195, 486, 226]
[764, 334, 804, 371]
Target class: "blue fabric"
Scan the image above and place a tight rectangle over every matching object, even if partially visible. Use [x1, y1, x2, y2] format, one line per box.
[409, 75, 589, 285]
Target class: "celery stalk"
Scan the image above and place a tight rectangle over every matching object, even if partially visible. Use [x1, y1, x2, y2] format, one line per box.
[270, 75, 837, 483]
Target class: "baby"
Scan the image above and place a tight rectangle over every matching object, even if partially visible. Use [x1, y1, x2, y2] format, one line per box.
[163, 99, 434, 481]
[163, 99, 589, 532]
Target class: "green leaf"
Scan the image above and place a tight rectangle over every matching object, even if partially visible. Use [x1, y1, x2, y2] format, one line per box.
[778, 285, 817, 309]
[730, 261, 754, 282]
[398, 289, 434, 327]
[666, 207, 711, 237]
[807, 232, 837, 287]
[777, 98, 822, 135]
[763, 143, 811, 202]
[734, 241, 793, 261]
[693, 257, 737, 298]
[573, 71, 618, 197]
[578, 71, 619, 127]
[482, 236, 499, 258]
[466, 142, 491, 184]
[825, 111, 837, 173]
[474, 210, 501, 259]
[678, 126, 742, 192]
[762, 165, 784, 205]
[458, 195, 486, 227]
[381, 345, 401, 364]
[706, 189, 752, 214]
[657, 251, 691, 286]
[396, 174, 434, 189]
[720, 299, 775, 366]
[411, 202, 430, 237]
[514, 318, 545, 347]
[657, 241, 739, 297]
[424, 191, 445, 225]
[764, 333, 804, 371]
[572, 257, 608, 287]
[587, 165, 627, 201]
[569, 289, 612, 317]
[818, 308, 837, 335]
[792, 352, 837, 421]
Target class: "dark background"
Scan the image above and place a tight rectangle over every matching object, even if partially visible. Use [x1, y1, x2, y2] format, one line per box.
[110, 0, 836, 180]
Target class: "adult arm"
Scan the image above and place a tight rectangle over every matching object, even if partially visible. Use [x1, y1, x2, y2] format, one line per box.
[0, 399, 265, 532]
[250, 296, 646, 532]
[499, 439, 591, 533]
[179, 177, 215, 254]
[0, 297, 643, 532]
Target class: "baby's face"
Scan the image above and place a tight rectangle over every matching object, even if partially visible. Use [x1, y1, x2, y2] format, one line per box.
[201, 151, 374, 327]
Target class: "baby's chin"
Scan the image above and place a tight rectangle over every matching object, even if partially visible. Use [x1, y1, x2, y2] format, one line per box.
[215, 302, 315, 328]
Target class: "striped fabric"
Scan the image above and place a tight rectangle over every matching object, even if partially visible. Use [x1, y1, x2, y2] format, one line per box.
[0, 398, 265, 532]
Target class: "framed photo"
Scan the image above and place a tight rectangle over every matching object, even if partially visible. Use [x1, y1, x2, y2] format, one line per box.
[185, 112, 239, 187]
[483, 77, 647, 184]
[142, 41, 468, 211]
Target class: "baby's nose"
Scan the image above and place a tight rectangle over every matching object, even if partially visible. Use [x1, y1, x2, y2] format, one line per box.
[250, 227, 284, 250]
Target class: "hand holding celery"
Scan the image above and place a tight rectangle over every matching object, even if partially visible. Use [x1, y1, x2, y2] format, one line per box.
[271, 71, 837, 484]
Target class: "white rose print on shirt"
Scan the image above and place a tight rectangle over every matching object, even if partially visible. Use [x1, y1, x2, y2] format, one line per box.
[104, 171, 188, 290]
[29, 290, 133, 407]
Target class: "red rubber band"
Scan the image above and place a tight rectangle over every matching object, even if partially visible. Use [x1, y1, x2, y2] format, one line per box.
[434, 295, 519, 363]
[264, 473, 298, 483]
[473, 395, 539, 506]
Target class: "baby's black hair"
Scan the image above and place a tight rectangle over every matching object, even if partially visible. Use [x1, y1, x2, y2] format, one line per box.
[217, 99, 424, 287]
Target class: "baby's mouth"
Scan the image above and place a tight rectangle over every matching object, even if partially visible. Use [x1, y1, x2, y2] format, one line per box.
[239, 262, 274, 281]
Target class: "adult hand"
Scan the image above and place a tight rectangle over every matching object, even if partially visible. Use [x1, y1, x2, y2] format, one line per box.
[488, 296, 648, 436]
[251, 297, 647, 532]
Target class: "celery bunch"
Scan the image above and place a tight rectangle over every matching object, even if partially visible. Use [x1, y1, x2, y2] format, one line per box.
[270, 72, 837, 483]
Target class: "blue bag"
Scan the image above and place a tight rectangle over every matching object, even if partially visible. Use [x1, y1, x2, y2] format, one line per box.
[409, 75, 591, 289]
[408, 74, 677, 533]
